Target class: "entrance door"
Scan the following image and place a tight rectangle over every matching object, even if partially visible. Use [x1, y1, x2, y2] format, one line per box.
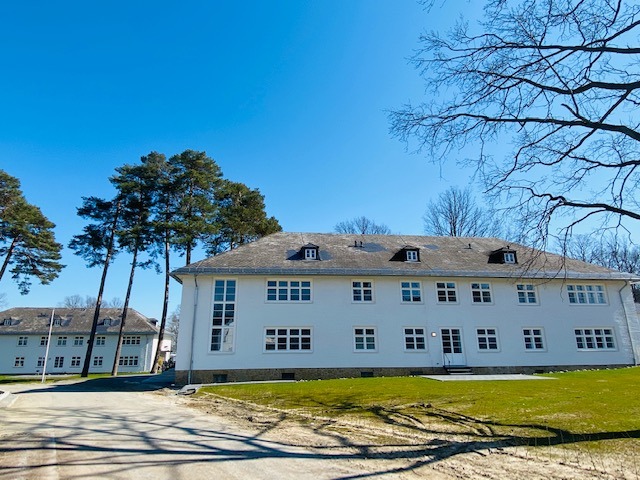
[441, 328, 465, 366]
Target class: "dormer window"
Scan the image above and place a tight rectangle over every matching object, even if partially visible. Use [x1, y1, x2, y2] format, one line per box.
[406, 250, 419, 262]
[488, 246, 518, 264]
[1, 318, 12, 326]
[503, 252, 516, 264]
[301, 243, 319, 261]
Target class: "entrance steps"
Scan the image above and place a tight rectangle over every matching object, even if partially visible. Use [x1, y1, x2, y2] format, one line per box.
[444, 366, 473, 375]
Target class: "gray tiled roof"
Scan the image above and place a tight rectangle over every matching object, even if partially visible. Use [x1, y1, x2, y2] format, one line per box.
[0, 308, 159, 335]
[172, 232, 636, 281]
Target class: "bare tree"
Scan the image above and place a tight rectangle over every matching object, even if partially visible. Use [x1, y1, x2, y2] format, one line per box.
[424, 187, 502, 237]
[334, 216, 391, 235]
[391, 0, 640, 248]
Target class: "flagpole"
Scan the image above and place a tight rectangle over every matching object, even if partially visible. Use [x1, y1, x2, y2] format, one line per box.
[41, 309, 54, 383]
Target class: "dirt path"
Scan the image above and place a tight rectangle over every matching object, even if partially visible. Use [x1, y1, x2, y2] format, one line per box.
[175, 390, 640, 479]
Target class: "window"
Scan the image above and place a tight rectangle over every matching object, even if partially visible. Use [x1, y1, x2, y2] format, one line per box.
[37, 357, 45, 368]
[304, 248, 317, 260]
[71, 356, 81, 367]
[354, 327, 377, 351]
[405, 250, 419, 262]
[504, 252, 516, 263]
[471, 283, 492, 303]
[95, 336, 106, 346]
[53, 317, 62, 327]
[14, 357, 25, 367]
[264, 328, 312, 352]
[93, 356, 103, 367]
[404, 328, 426, 351]
[122, 336, 141, 345]
[57, 336, 67, 346]
[400, 281, 422, 303]
[73, 336, 84, 346]
[436, 282, 457, 303]
[119, 356, 139, 366]
[54, 356, 64, 368]
[17, 336, 28, 346]
[575, 328, 616, 350]
[40, 336, 48, 346]
[567, 285, 606, 304]
[352, 281, 373, 302]
[266, 279, 311, 302]
[212, 279, 236, 352]
[523, 328, 545, 350]
[517, 284, 538, 304]
[477, 328, 499, 350]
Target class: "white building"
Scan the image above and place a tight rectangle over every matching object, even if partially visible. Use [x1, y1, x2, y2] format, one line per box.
[0, 308, 160, 375]
[171, 233, 640, 384]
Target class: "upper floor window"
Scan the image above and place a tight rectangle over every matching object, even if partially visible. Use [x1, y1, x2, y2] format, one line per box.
[401, 281, 422, 303]
[436, 281, 457, 303]
[40, 336, 48, 346]
[122, 336, 141, 345]
[471, 282, 492, 303]
[57, 336, 67, 346]
[567, 284, 606, 304]
[516, 284, 538, 304]
[352, 280, 373, 302]
[267, 280, 311, 302]
[17, 336, 28, 346]
[95, 336, 106, 346]
[73, 336, 84, 346]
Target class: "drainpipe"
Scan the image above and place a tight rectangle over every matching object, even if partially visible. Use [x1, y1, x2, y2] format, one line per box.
[187, 275, 199, 384]
[618, 281, 639, 365]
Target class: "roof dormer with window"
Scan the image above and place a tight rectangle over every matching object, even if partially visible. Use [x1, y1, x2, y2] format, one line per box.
[488, 246, 518, 264]
[302, 243, 320, 261]
[390, 245, 421, 263]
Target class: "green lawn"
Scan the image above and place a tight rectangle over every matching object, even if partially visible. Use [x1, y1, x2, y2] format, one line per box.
[199, 367, 640, 450]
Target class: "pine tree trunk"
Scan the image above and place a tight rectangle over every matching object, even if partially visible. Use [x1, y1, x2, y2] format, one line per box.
[150, 231, 171, 373]
[111, 242, 139, 376]
[0, 237, 16, 283]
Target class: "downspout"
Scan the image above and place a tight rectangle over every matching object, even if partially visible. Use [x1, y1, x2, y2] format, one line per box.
[188, 275, 199, 384]
[618, 281, 639, 365]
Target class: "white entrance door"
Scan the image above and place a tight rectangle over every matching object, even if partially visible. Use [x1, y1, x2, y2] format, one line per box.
[441, 328, 465, 366]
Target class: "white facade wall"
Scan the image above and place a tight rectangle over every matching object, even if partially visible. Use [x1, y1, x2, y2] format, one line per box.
[177, 274, 639, 375]
[0, 333, 157, 375]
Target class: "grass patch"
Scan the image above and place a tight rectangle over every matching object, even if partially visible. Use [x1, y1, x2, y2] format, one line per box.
[199, 367, 640, 451]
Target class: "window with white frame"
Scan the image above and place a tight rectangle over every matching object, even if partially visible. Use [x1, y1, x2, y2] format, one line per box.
[119, 356, 139, 366]
[37, 357, 45, 368]
[436, 282, 457, 303]
[401, 281, 422, 303]
[17, 336, 28, 346]
[40, 336, 48, 346]
[352, 280, 373, 302]
[211, 279, 236, 352]
[71, 356, 81, 367]
[574, 328, 616, 350]
[567, 285, 606, 304]
[523, 328, 545, 350]
[93, 356, 103, 367]
[304, 248, 317, 260]
[73, 336, 84, 346]
[266, 279, 311, 302]
[471, 283, 492, 303]
[264, 328, 312, 352]
[504, 252, 516, 263]
[122, 336, 141, 345]
[404, 327, 426, 351]
[405, 250, 419, 262]
[95, 336, 106, 346]
[354, 327, 377, 351]
[476, 328, 499, 350]
[57, 336, 67, 346]
[54, 356, 64, 368]
[14, 357, 25, 367]
[517, 284, 538, 304]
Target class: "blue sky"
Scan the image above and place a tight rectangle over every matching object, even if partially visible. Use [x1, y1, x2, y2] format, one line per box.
[0, 1, 483, 320]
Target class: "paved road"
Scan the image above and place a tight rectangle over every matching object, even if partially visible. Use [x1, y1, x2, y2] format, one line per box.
[0, 375, 419, 480]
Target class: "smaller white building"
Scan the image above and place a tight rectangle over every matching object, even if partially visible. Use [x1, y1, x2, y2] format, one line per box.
[0, 308, 160, 375]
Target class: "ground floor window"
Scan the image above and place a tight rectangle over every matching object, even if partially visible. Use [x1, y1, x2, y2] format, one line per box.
[54, 356, 64, 368]
[264, 327, 312, 351]
[575, 328, 615, 350]
[93, 356, 103, 367]
[404, 327, 426, 350]
[37, 357, 45, 368]
[119, 356, 139, 367]
[354, 327, 377, 351]
[476, 328, 499, 350]
[523, 328, 545, 350]
[71, 356, 82, 367]
[14, 357, 25, 367]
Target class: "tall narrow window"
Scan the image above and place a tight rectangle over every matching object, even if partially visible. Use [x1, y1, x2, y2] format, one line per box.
[211, 279, 236, 352]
